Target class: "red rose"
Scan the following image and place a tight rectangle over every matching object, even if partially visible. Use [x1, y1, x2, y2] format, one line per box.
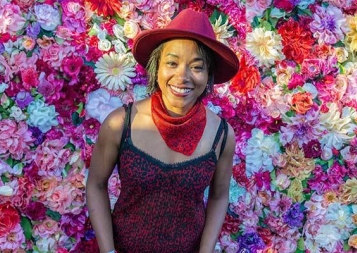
[0, 202, 20, 237]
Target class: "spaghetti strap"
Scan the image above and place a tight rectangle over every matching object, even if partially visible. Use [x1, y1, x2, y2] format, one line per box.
[211, 118, 228, 159]
[219, 119, 228, 158]
[118, 103, 133, 152]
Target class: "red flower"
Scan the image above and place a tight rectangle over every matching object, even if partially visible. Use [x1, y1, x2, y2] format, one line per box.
[86, 0, 122, 17]
[0, 202, 20, 237]
[278, 18, 315, 64]
[273, 0, 295, 12]
[230, 55, 260, 94]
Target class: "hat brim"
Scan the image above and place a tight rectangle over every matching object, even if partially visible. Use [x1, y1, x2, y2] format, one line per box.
[132, 29, 239, 84]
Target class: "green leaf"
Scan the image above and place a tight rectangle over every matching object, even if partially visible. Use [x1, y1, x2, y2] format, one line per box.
[21, 216, 33, 240]
[72, 111, 84, 126]
[297, 237, 305, 251]
[46, 209, 61, 222]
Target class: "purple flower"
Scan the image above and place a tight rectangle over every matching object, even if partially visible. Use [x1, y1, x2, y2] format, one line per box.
[29, 126, 45, 145]
[237, 232, 266, 253]
[15, 91, 33, 109]
[309, 5, 348, 45]
[23, 201, 47, 221]
[283, 203, 304, 228]
[0, 43, 5, 54]
[60, 212, 86, 239]
[26, 22, 41, 38]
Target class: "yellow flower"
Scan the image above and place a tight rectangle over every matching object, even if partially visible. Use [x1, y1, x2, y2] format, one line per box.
[347, 15, 357, 52]
[287, 178, 304, 202]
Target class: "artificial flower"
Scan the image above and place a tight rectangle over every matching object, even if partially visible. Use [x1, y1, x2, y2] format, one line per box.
[86, 0, 122, 17]
[85, 88, 123, 123]
[309, 4, 349, 45]
[94, 52, 136, 91]
[246, 27, 285, 67]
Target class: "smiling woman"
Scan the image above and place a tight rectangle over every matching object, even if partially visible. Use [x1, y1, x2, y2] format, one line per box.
[86, 8, 240, 253]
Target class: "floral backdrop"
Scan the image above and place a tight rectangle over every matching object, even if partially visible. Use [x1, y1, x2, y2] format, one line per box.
[1, 0, 357, 252]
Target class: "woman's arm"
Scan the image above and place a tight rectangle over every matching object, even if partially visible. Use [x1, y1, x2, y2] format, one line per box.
[86, 108, 125, 253]
[199, 122, 236, 253]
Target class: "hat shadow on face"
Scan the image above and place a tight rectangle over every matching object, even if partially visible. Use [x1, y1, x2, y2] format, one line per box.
[132, 8, 239, 84]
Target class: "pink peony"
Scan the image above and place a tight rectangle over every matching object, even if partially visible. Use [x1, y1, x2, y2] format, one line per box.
[0, 4, 26, 35]
[0, 120, 34, 160]
[31, 137, 71, 178]
[33, 217, 59, 238]
[45, 184, 75, 214]
[0, 223, 25, 251]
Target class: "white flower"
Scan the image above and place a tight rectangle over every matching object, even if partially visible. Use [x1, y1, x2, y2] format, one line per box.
[26, 100, 58, 133]
[314, 224, 341, 252]
[85, 88, 123, 123]
[212, 15, 234, 46]
[0, 185, 13, 196]
[112, 39, 127, 54]
[246, 27, 285, 67]
[123, 20, 141, 39]
[113, 24, 125, 39]
[325, 203, 356, 240]
[10, 105, 26, 121]
[319, 103, 355, 150]
[95, 52, 136, 91]
[98, 39, 112, 51]
[245, 128, 280, 177]
[34, 4, 61, 31]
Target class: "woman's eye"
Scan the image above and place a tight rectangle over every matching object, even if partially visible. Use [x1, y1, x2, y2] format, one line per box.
[166, 61, 177, 67]
[192, 65, 204, 71]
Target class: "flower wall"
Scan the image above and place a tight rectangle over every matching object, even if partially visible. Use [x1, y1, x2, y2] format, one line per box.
[1, 0, 357, 252]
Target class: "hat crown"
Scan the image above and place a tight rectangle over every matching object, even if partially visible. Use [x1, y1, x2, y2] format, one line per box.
[166, 9, 216, 40]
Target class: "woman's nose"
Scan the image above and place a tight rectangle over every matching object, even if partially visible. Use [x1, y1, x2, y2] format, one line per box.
[175, 65, 190, 83]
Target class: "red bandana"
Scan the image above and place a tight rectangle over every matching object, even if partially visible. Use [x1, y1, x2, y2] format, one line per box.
[151, 91, 206, 156]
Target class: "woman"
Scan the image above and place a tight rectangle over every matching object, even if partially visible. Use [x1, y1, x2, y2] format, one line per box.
[86, 8, 239, 253]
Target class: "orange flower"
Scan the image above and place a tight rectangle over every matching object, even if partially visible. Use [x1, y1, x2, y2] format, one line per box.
[291, 92, 313, 114]
[230, 55, 260, 94]
[86, 0, 121, 17]
[348, 234, 357, 249]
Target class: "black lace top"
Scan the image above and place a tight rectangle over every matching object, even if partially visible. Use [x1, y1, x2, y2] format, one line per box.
[112, 103, 228, 253]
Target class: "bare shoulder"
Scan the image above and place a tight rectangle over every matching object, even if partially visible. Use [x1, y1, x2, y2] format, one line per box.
[205, 107, 236, 156]
[97, 106, 127, 147]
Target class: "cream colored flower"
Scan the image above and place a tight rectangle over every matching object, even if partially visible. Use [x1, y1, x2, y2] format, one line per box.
[340, 178, 357, 204]
[319, 103, 355, 150]
[346, 15, 357, 52]
[95, 52, 136, 91]
[283, 142, 315, 180]
[246, 27, 285, 67]
[212, 15, 234, 46]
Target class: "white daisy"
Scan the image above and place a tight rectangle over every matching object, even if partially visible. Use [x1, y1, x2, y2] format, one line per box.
[94, 52, 136, 91]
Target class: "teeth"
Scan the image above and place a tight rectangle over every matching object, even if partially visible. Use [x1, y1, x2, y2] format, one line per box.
[170, 85, 191, 94]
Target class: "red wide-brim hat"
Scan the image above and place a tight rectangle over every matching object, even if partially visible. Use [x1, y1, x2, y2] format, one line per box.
[132, 9, 239, 84]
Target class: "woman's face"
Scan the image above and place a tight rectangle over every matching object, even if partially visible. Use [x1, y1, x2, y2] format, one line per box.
[157, 39, 209, 116]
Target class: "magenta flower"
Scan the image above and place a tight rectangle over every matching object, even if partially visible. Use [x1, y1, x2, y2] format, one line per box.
[303, 139, 322, 158]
